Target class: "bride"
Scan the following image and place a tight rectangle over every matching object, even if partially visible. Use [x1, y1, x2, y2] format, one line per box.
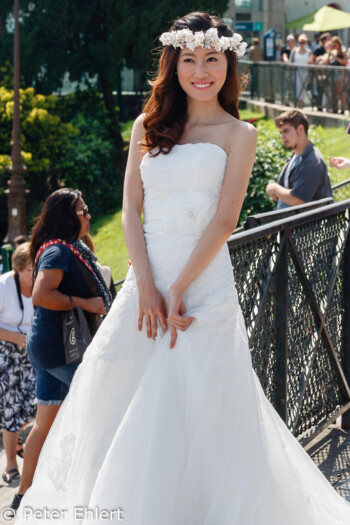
[13, 11, 350, 524]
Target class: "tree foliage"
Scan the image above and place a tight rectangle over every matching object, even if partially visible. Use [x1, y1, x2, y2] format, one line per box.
[0, 1, 229, 147]
[0, 86, 119, 237]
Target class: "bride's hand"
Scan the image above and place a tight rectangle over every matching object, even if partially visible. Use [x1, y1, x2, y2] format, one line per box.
[168, 286, 195, 349]
[138, 279, 168, 340]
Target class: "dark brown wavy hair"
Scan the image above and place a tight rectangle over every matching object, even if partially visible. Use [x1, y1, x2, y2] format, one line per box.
[141, 12, 243, 156]
[30, 188, 82, 264]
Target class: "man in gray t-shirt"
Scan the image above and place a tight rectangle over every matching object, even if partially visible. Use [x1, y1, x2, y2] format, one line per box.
[266, 110, 332, 209]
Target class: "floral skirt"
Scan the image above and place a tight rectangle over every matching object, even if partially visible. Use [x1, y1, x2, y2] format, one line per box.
[0, 339, 37, 432]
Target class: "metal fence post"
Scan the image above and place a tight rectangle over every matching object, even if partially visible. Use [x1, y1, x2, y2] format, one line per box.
[274, 230, 288, 423]
[1, 244, 13, 274]
[342, 226, 350, 428]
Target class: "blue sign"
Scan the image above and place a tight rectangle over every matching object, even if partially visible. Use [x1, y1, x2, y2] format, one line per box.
[235, 22, 253, 31]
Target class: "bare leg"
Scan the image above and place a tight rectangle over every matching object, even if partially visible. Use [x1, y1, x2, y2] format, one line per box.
[17, 404, 60, 495]
[2, 429, 19, 473]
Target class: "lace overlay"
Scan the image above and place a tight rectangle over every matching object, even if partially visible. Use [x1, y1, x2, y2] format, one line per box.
[47, 433, 76, 491]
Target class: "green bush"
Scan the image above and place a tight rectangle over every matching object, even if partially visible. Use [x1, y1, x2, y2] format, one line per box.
[0, 87, 122, 236]
[54, 90, 123, 217]
[0, 87, 77, 234]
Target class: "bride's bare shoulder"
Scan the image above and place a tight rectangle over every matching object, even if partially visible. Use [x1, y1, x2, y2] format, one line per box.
[132, 113, 146, 141]
[226, 117, 258, 155]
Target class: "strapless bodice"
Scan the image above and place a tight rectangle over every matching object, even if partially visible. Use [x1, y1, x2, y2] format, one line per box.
[139, 142, 234, 307]
[141, 142, 228, 239]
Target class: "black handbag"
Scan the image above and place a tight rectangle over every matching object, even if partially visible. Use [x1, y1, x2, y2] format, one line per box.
[63, 297, 92, 364]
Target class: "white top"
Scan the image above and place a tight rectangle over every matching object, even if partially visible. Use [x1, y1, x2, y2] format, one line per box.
[0, 271, 34, 334]
[292, 50, 311, 65]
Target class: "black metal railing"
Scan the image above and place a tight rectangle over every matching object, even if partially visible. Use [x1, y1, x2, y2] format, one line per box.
[239, 60, 350, 113]
[228, 199, 350, 445]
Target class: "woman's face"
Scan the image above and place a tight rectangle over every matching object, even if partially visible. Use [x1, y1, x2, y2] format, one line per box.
[76, 198, 91, 239]
[18, 263, 33, 288]
[176, 46, 228, 102]
[331, 41, 340, 52]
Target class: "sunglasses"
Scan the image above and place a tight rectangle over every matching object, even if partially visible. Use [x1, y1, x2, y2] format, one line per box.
[76, 205, 89, 217]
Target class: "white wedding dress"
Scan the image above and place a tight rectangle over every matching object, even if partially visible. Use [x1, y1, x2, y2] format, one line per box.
[15, 143, 350, 524]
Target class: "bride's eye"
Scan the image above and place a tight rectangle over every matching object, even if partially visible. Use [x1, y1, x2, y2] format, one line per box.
[183, 58, 194, 63]
[207, 57, 218, 62]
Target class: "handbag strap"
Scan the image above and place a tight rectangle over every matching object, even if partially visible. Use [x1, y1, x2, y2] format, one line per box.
[14, 273, 24, 311]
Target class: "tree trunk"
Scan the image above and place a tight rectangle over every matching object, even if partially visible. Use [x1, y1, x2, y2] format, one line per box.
[98, 70, 124, 151]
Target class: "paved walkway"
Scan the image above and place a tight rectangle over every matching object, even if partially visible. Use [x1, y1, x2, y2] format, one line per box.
[1, 424, 350, 523]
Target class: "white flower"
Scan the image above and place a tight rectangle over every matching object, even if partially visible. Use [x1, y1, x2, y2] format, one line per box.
[194, 31, 205, 48]
[213, 40, 223, 52]
[204, 28, 219, 48]
[236, 42, 247, 58]
[158, 28, 247, 55]
[232, 33, 243, 45]
[220, 37, 231, 52]
[168, 32, 177, 47]
[184, 31, 196, 51]
[159, 32, 171, 46]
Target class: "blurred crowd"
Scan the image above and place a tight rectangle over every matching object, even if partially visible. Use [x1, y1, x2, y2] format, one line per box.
[247, 32, 350, 113]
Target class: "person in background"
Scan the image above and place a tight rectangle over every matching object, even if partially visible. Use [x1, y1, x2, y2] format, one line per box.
[281, 34, 296, 62]
[248, 37, 263, 62]
[81, 233, 116, 300]
[266, 110, 332, 209]
[311, 32, 321, 53]
[9, 188, 112, 513]
[329, 157, 350, 169]
[0, 243, 36, 485]
[310, 33, 332, 111]
[248, 37, 264, 99]
[290, 34, 312, 108]
[310, 32, 331, 64]
[13, 235, 27, 248]
[325, 36, 347, 114]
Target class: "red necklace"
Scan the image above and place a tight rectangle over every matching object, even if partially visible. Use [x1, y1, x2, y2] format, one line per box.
[35, 239, 97, 278]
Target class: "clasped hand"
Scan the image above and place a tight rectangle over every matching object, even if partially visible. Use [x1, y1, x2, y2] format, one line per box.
[138, 281, 195, 349]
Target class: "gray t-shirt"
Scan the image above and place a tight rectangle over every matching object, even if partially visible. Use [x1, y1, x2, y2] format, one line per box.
[277, 142, 332, 210]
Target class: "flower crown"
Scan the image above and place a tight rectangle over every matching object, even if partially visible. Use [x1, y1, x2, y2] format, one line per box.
[159, 27, 247, 58]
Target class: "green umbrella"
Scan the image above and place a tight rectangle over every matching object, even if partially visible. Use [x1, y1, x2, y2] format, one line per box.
[286, 5, 350, 31]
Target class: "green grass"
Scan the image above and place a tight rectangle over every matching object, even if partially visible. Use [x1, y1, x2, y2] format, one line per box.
[92, 118, 350, 281]
[314, 126, 350, 184]
[120, 120, 134, 142]
[239, 108, 266, 121]
[90, 209, 129, 281]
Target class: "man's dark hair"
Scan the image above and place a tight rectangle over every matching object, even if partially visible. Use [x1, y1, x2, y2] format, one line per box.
[320, 32, 330, 42]
[274, 110, 309, 135]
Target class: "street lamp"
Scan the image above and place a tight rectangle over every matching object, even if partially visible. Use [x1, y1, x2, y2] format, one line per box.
[3, 0, 27, 244]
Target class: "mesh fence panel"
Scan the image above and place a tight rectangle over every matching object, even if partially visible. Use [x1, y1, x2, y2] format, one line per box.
[333, 182, 350, 203]
[231, 234, 279, 405]
[228, 206, 350, 439]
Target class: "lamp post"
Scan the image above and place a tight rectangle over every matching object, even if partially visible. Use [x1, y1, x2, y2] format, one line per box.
[3, 0, 27, 244]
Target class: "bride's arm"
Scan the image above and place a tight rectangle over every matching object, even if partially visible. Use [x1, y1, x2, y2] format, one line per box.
[168, 122, 257, 347]
[122, 115, 168, 339]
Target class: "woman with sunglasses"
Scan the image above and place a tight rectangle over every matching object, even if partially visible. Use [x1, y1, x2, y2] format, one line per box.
[10, 188, 112, 512]
[290, 33, 312, 108]
[0, 242, 36, 485]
